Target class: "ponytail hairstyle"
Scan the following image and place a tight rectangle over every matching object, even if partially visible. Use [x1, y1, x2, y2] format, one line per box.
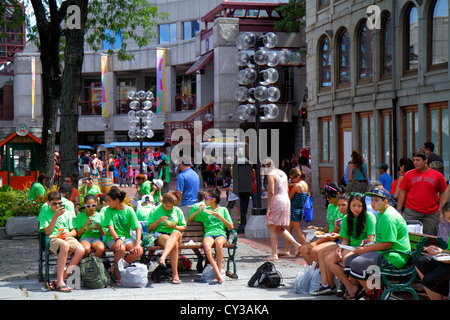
[207, 188, 221, 204]
[163, 191, 182, 206]
[107, 188, 127, 203]
[346, 193, 367, 239]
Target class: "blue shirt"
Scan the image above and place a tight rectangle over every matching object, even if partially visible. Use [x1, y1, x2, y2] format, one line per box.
[379, 173, 393, 193]
[176, 168, 200, 206]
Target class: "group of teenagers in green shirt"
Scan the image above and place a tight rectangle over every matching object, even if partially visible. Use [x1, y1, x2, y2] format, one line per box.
[38, 181, 233, 291]
[298, 181, 450, 300]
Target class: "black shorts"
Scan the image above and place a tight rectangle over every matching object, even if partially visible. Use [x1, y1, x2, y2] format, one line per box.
[415, 255, 450, 296]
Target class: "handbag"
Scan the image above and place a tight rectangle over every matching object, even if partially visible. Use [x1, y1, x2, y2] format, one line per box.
[303, 196, 313, 222]
[248, 261, 282, 288]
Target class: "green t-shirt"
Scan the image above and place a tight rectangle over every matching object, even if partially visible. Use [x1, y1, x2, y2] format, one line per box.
[193, 206, 232, 238]
[326, 204, 343, 232]
[375, 206, 411, 268]
[76, 211, 105, 240]
[188, 201, 207, 217]
[147, 204, 186, 234]
[29, 182, 45, 200]
[38, 204, 75, 237]
[39, 197, 76, 228]
[140, 181, 152, 195]
[136, 206, 153, 222]
[79, 185, 101, 199]
[102, 205, 140, 244]
[340, 213, 376, 247]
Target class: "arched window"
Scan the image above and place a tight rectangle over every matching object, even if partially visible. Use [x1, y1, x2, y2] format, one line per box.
[337, 29, 351, 85]
[381, 14, 393, 76]
[358, 23, 373, 81]
[405, 4, 419, 72]
[429, 0, 448, 68]
[319, 36, 332, 89]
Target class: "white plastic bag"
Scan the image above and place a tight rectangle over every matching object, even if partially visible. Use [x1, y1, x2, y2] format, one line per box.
[295, 262, 317, 294]
[118, 258, 148, 288]
[309, 266, 321, 293]
[201, 264, 225, 282]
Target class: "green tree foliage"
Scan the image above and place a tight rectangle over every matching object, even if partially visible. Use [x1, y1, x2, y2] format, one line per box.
[274, 0, 306, 33]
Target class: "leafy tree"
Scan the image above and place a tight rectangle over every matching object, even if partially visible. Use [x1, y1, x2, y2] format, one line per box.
[4, 0, 166, 186]
[274, 0, 306, 33]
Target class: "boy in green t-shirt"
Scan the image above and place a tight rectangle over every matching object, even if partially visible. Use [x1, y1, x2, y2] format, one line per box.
[28, 174, 48, 200]
[38, 191, 85, 292]
[345, 187, 411, 300]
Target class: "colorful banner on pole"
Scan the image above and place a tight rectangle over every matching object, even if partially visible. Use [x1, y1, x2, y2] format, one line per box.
[156, 48, 166, 114]
[101, 54, 109, 117]
[31, 57, 36, 119]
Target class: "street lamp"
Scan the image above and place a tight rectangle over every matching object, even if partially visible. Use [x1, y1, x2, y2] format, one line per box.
[235, 32, 281, 215]
[127, 90, 155, 174]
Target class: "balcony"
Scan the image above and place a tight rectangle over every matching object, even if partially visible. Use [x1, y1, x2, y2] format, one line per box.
[78, 101, 102, 116]
[175, 94, 196, 112]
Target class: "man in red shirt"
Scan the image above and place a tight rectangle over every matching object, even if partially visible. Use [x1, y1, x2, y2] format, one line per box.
[396, 148, 447, 235]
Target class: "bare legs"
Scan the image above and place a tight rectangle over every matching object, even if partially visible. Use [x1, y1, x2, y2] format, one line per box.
[203, 236, 227, 284]
[265, 225, 301, 260]
[156, 231, 182, 283]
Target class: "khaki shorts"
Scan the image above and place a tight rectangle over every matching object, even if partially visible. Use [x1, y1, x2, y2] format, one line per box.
[49, 236, 81, 256]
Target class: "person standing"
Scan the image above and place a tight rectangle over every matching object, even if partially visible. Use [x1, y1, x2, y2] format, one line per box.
[262, 158, 301, 261]
[377, 163, 393, 193]
[347, 150, 368, 193]
[424, 142, 443, 165]
[396, 148, 447, 235]
[176, 161, 200, 217]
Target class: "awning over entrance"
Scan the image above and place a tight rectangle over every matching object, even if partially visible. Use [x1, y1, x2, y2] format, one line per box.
[186, 51, 214, 75]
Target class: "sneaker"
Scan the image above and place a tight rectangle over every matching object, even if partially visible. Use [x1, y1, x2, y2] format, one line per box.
[311, 285, 336, 296]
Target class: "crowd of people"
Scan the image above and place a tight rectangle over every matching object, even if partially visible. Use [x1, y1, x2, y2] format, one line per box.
[32, 143, 450, 300]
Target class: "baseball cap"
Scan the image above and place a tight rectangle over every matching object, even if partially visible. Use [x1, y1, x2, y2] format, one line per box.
[377, 163, 389, 171]
[141, 195, 154, 203]
[365, 187, 390, 200]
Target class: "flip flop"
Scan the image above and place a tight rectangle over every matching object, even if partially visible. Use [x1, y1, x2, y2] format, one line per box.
[46, 281, 57, 291]
[158, 259, 167, 268]
[170, 279, 181, 284]
[56, 285, 72, 292]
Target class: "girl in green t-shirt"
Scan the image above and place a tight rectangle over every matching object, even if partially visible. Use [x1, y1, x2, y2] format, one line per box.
[188, 188, 234, 284]
[147, 191, 186, 284]
[76, 194, 106, 258]
[313, 193, 376, 298]
[104, 188, 143, 284]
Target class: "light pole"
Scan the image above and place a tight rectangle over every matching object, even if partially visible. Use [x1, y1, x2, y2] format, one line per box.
[235, 32, 281, 215]
[127, 90, 155, 174]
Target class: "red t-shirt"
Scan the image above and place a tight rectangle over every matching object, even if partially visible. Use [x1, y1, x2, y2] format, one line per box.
[398, 168, 447, 214]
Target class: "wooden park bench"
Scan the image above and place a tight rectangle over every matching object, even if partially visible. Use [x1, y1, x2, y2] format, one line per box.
[376, 232, 448, 300]
[38, 232, 115, 283]
[144, 221, 238, 278]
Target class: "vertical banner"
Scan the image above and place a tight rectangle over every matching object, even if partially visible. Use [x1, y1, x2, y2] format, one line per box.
[101, 54, 109, 117]
[156, 48, 166, 114]
[31, 57, 36, 119]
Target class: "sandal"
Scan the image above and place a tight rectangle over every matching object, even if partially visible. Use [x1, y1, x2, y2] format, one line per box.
[170, 279, 181, 284]
[56, 285, 72, 292]
[46, 281, 57, 291]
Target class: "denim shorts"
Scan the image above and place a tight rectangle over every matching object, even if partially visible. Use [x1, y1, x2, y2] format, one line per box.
[107, 237, 136, 249]
[80, 237, 103, 245]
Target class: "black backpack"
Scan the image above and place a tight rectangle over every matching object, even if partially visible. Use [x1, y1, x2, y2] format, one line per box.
[151, 265, 172, 283]
[247, 261, 283, 288]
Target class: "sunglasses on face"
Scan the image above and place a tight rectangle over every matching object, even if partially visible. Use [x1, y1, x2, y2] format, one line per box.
[51, 201, 63, 206]
[205, 197, 214, 200]
[85, 204, 96, 208]
[63, 179, 71, 183]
